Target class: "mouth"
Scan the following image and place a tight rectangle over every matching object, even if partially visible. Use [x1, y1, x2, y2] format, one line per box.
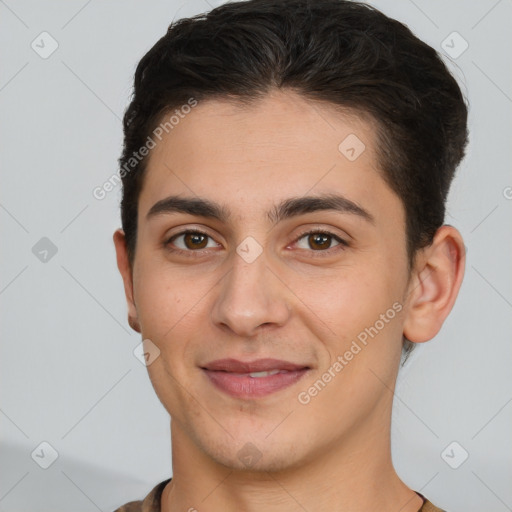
[200, 358, 311, 399]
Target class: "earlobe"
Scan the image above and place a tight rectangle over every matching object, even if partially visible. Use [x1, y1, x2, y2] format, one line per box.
[403, 225, 465, 343]
[128, 315, 141, 333]
[113, 229, 141, 334]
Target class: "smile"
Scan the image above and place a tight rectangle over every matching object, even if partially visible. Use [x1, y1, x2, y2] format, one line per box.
[201, 358, 311, 399]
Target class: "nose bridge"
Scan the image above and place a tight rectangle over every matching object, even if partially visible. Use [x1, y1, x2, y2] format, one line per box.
[211, 246, 290, 336]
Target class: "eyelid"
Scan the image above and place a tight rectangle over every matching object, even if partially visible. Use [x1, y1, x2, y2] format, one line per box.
[290, 227, 349, 254]
[163, 227, 220, 254]
[164, 224, 218, 241]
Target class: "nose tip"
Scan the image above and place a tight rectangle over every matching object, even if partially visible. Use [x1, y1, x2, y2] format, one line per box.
[211, 255, 291, 338]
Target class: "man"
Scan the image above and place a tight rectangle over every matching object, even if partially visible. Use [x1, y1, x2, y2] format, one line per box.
[112, 0, 467, 510]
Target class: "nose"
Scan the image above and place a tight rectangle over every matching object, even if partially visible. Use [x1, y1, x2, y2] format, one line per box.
[211, 248, 291, 338]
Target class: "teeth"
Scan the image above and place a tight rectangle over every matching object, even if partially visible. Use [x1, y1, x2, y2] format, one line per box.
[248, 369, 282, 378]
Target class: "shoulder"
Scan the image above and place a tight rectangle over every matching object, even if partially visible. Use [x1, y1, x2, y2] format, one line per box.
[418, 493, 447, 512]
[112, 501, 144, 512]
[113, 481, 445, 512]
[112, 478, 171, 512]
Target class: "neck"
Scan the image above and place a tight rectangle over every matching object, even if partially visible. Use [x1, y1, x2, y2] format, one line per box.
[161, 406, 424, 512]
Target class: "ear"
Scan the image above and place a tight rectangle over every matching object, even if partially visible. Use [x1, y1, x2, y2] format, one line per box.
[113, 229, 141, 333]
[403, 225, 465, 343]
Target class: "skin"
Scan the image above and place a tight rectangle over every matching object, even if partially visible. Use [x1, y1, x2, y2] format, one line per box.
[114, 89, 465, 512]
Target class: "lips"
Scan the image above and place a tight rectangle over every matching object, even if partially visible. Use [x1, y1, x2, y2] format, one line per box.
[202, 358, 309, 373]
[201, 358, 310, 399]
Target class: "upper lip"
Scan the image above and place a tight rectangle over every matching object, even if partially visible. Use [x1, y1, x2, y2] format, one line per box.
[201, 358, 309, 373]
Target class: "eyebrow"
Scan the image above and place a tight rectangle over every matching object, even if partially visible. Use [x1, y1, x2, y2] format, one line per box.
[146, 193, 374, 225]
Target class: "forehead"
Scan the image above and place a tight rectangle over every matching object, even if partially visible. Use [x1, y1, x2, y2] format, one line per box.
[138, 89, 401, 225]
[148, 89, 378, 166]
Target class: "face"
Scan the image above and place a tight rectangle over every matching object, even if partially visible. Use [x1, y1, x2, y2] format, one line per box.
[122, 89, 414, 472]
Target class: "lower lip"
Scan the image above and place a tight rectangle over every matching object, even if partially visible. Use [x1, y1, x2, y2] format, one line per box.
[202, 369, 309, 399]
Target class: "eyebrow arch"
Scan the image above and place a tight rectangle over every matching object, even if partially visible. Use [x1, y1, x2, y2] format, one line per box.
[269, 194, 374, 225]
[146, 193, 374, 225]
[146, 196, 230, 223]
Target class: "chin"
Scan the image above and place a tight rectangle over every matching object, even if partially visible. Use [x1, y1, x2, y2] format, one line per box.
[199, 430, 309, 474]
[215, 448, 301, 474]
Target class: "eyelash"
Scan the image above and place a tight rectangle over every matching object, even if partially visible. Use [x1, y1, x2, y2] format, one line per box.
[163, 228, 348, 258]
[292, 229, 348, 256]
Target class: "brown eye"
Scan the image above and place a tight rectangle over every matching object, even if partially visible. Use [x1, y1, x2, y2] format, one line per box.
[183, 232, 208, 249]
[167, 231, 217, 251]
[295, 230, 345, 252]
[308, 233, 332, 250]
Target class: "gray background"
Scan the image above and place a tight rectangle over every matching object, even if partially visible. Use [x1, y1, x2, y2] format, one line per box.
[1, 0, 511, 511]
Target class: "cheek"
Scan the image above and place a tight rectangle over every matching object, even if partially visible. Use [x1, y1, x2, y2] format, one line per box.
[132, 264, 220, 384]
[292, 267, 389, 331]
[133, 269, 203, 418]
[133, 263, 201, 340]
[292, 263, 405, 361]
